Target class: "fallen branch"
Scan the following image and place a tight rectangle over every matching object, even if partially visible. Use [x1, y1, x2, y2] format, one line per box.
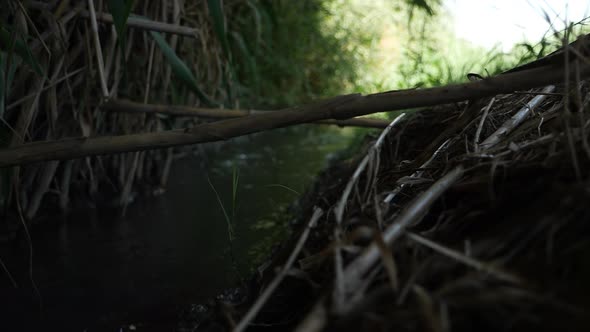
[102, 99, 392, 128]
[1, 63, 589, 167]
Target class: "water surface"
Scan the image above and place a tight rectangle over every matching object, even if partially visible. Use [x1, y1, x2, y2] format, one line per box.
[0, 125, 362, 331]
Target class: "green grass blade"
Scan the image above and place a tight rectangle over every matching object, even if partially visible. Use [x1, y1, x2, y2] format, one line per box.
[232, 163, 239, 218]
[207, 176, 234, 242]
[107, 0, 133, 50]
[265, 184, 300, 196]
[149, 30, 216, 106]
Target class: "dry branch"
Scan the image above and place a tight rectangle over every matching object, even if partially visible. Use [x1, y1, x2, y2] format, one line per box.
[0, 63, 589, 167]
[102, 99, 392, 128]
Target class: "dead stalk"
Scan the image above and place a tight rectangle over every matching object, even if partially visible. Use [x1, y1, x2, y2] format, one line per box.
[86, 0, 109, 98]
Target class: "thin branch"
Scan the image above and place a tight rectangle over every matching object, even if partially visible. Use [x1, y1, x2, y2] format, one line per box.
[102, 99, 392, 128]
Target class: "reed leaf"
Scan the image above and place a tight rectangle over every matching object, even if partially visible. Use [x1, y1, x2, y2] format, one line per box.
[149, 30, 216, 107]
[107, 0, 134, 58]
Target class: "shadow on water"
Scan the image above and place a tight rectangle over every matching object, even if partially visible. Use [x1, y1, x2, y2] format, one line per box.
[0, 125, 362, 331]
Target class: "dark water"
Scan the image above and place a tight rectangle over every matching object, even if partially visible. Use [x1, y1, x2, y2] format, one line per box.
[0, 125, 361, 331]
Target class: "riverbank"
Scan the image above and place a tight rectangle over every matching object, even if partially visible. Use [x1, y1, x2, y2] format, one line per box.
[189, 83, 590, 331]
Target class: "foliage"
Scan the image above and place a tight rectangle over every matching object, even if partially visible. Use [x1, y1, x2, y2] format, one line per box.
[395, 11, 590, 89]
[224, 0, 360, 107]
[218, 0, 441, 108]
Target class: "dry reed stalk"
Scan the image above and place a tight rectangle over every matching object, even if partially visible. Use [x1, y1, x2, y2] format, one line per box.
[86, 0, 109, 98]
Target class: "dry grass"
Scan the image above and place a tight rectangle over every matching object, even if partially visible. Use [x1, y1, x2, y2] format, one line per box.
[190, 54, 590, 331]
[0, 0, 240, 220]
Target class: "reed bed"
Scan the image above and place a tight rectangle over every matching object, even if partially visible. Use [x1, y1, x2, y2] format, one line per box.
[0, 0, 376, 224]
[185, 42, 590, 331]
[0, 0, 238, 222]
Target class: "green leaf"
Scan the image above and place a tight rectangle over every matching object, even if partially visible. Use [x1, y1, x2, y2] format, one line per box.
[107, 0, 133, 54]
[149, 30, 216, 107]
[0, 27, 44, 77]
[207, 0, 231, 61]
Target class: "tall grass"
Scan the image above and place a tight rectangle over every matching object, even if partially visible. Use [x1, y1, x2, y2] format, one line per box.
[394, 9, 590, 89]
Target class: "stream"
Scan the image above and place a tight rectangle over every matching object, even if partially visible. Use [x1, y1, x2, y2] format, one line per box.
[0, 125, 363, 331]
